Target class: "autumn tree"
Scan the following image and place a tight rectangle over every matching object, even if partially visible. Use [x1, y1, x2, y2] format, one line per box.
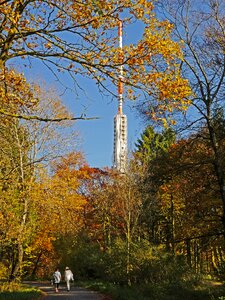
[0, 118, 33, 280]
[70, 164, 145, 284]
[154, 0, 225, 238]
[142, 128, 225, 273]
[86, 166, 144, 284]
[0, 71, 41, 279]
[0, 75, 81, 280]
[26, 152, 88, 277]
[0, 0, 191, 121]
[79, 167, 117, 250]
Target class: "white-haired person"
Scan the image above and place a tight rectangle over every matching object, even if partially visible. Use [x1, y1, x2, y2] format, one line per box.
[64, 266, 74, 291]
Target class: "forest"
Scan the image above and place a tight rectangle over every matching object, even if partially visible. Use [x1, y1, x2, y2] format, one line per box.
[1, 0, 225, 299]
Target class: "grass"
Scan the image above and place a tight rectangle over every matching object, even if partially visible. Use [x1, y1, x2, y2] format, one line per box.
[0, 282, 43, 300]
[78, 279, 225, 300]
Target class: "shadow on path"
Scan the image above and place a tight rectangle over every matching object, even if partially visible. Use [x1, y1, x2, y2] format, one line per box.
[24, 281, 107, 300]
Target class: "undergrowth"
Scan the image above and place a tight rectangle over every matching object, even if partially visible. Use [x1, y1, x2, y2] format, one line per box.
[0, 282, 42, 300]
[79, 279, 225, 300]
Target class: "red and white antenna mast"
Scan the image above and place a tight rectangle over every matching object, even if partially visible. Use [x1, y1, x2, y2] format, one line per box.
[118, 19, 123, 114]
[113, 13, 128, 173]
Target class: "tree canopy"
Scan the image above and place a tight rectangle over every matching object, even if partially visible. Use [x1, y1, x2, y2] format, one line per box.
[0, 0, 191, 122]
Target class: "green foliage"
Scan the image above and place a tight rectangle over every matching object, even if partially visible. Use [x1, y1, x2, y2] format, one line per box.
[0, 264, 8, 280]
[0, 282, 42, 300]
[104, 238, 130, 284]
[135, 126, 175, 164]
[54, 235, 108, 280]
[61, 236, 199, 287]
[102, 239, 195, 286]
[79, 279, 225, 300]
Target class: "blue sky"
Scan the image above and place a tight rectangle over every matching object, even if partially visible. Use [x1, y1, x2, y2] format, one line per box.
[17, 51, 145, 169]
[64, 22, 146, 168]
[16, 21, 146, 169]
[67, 79, 144, 169]
[57, 71, 144, 169]
[15, 56, 144, 169]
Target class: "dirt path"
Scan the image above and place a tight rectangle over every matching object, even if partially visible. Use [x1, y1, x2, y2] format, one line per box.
[25, 281, 109, 300]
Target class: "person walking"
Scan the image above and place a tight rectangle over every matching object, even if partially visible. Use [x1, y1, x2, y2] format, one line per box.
[64, 266, 74, 291]
[53, 268, 61, 293]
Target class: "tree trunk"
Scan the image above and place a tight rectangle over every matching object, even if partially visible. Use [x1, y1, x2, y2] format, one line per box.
[31, 252, 43, 278]
[186, 239, 192, 267]
[207, 121, 225, 238]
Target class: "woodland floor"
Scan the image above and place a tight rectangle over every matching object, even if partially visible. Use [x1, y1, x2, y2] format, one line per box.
[26, 279, 225, 300]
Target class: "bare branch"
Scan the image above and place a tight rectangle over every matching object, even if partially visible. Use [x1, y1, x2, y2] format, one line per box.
[0, 109, 99, 122]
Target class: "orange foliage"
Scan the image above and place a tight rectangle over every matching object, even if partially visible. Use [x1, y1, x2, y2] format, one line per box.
[0, 0, 192, 122]
[155, 136, 221, 242]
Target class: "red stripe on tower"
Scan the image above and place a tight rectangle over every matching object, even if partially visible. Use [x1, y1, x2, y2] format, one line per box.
[118, 19, 123, 114]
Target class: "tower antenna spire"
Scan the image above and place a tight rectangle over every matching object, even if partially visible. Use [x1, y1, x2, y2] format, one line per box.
[118, 18, 123, 114]
[113, 13, 128, 173]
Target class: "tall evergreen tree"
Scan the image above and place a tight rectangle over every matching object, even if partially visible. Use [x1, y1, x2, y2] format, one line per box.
[135, 126, 175, 165]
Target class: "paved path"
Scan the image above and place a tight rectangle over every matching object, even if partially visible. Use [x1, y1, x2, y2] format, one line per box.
[25, 281, 111, 300]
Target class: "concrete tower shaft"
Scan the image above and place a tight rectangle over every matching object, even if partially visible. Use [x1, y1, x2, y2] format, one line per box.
[113, 114, 127, 173]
